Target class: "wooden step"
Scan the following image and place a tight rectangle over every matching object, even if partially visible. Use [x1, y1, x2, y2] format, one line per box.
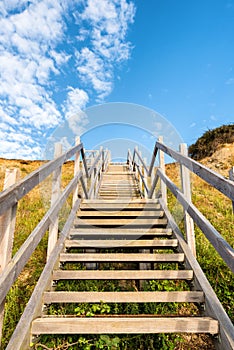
[82, 199, 160, 204]
[77, 211, 164, 218]
[69, 228, 173, 238]
[52, 269, 194, 281]
[43, 291, 204, 304]
[65, 239, 178, 248]
[59, 253, 184, 263]
[102, 172, 134, 175]
[80, 203, 161, 210]
[32, 317, 219, 335]
[74, 218, 168, 226]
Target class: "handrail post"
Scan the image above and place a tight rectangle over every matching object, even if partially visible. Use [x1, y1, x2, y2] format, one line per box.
[0, 168, 19, 340]
[229, 167, 234, 213]
[47, 143, 63, 261]
[73, 137, 81, 206]
[90, 151, 95, 199]
[158, 136, 167, 205]
[143, 157, 147, 198]
[150, 166, 156, 198]
[179, 143, 196, 257]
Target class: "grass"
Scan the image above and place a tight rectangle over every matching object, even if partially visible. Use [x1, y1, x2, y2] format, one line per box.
[0, 156, 233, 349]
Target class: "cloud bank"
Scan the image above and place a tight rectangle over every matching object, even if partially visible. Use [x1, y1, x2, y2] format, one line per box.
[0, 0, 135, 158]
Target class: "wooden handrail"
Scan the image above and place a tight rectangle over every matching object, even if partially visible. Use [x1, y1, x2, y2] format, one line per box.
[6, 198, 81, 350]
[0, 170, 83, 306]
[0, 143, 83, 216]
[132, 138, 234, 272]
[0, 140, 110, 315]
[149, 141, 234, 202]
[157, 168, 234, 273]
[132, 148, 148, 174]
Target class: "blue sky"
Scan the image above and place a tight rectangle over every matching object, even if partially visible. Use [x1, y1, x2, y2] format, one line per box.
[0, 0, 234, 159]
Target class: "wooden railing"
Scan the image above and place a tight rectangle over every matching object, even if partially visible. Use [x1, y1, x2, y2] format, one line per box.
[127, 138, 234, 273]
[0, 140, 110, 340]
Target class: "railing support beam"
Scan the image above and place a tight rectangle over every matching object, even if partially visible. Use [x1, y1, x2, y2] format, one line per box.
[229, 167, 234, 213]
[73, 137, 81, 206]
[0, 168, 19, 340]
[47, 143, 63, 261]
[179, 143, 196, 257]
[158, 136, 167, 205]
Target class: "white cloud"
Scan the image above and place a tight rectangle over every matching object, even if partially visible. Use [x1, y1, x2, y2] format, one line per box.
[190, 122, 196, 128]
[75, 0, 135, 101]
[63, 87, 89, 118]
[0, 0, 135, 159]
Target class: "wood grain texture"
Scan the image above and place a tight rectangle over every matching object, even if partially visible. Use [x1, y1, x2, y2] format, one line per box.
[31, 317, 219, 335]
[52, 269, 193, 280]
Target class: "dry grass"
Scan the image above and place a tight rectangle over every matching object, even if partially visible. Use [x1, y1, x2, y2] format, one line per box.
[0, 154, 233, 349]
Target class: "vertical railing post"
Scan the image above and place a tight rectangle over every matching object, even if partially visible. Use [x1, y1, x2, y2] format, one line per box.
[179, 143, 196, 257]
[47, 143, 63, 261]
[229, 167, 234, 213]
[158, 136, 167, 205]
[90, 152, 95, 199]
[73, 137, 81, 206]
[143, 157, 147, 198]
[150, 165, 155, 198]
[0, 168, 19, 339]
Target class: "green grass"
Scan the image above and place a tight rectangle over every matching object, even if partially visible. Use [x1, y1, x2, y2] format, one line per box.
[0, 158, 232, 349]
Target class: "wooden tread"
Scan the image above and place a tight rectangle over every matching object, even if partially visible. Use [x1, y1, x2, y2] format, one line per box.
[65, 239, 178, 248]
[32, 317, 219, 335]
[77, 210, 164, 217]
[52, 269, 194, 280]
[43, 291, 204, 304]
[74, 218, 168, 226]
[70, 228, 172, 236]
[59, 253, 184, 262]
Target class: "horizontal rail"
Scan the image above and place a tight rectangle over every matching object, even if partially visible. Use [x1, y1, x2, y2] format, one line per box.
[88, 160, 103, 198]
[132, 148, 148, 173]
[0, 171, 82, 306]
[149, 141, 234, 202]
[134, 163, 149, 194]
[160, 198, 234, 350]
[6, 199, 81, 350]
[88, 151, 102, 177]
[157, 168, 234, 273]
[0, 143, 83, 216]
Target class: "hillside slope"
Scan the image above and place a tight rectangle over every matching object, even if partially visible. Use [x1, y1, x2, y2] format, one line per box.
[188, 124, 234, 161]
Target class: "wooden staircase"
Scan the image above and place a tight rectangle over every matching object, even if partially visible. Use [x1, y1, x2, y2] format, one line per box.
[31, 163, 219, 341]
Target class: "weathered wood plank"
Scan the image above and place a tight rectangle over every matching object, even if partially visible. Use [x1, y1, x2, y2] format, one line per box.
[47, 143, 62, 261]
[158, 169, 234, 273]
[80, 204, 161, 210]
[5, 199, 81, 350]
[0, 143, 83, 216]
[52, 269, 193, 280]
[43, 291, 204, 304]
[160, 198, 234, 350]
[179, 143, 196, 257]
[59, 253, 184, 262]
[65, 239, 178, 248]
[158, 136, 167, 205]
[82, 199, 159, 204]
[0, 168, 19, 339]
[0, 172, 82, 306]
[77, 210, 164, 217]
[75, 218, 167, 226]
[31, 317, 219, 335]
[70, 227, 172, 235]
[154, 141, 234, 201]
[72, 137, 81, 206]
